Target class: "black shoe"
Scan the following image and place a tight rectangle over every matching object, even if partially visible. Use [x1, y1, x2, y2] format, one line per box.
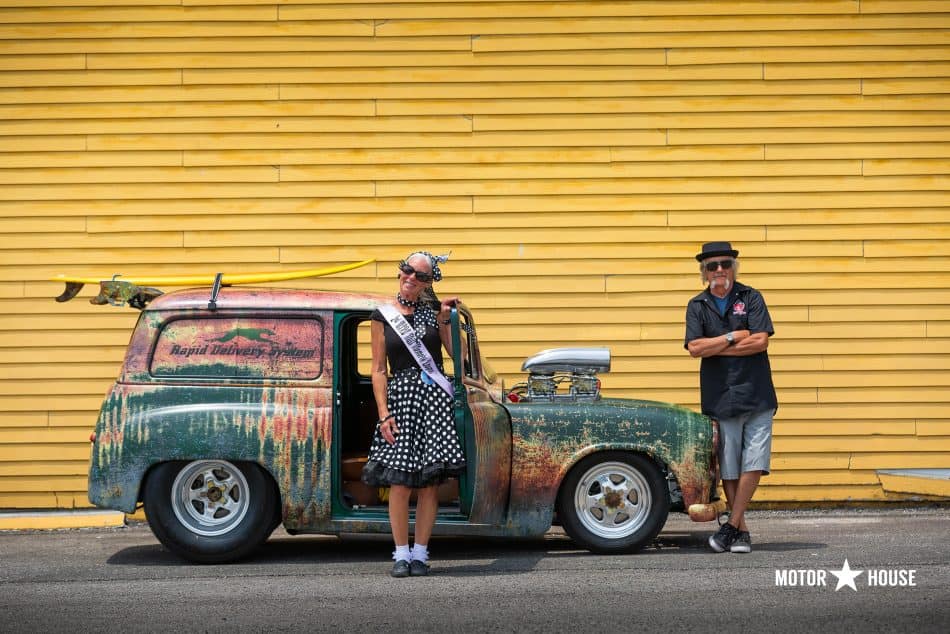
[391, 559, 410, 578]
[730, 531, 752, 553]
[708, 522, 740, 553]
[409, 560, 430, 576]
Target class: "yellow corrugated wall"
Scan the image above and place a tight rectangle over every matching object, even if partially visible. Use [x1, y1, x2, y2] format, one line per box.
[1, 0, 948, 508]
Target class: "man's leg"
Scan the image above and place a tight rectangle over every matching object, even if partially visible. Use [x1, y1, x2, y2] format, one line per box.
[730, 409, 774, 533]
[727, 470, 762, 533]
[721, 478, 738, 521]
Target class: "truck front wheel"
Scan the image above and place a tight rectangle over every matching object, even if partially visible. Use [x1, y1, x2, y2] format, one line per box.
[557, 452, 667, 554]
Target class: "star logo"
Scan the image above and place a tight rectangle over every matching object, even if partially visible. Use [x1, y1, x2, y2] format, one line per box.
[829, 559, 863, 591]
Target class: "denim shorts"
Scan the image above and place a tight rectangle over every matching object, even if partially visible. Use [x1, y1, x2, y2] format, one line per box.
[717, 409, 774, 480]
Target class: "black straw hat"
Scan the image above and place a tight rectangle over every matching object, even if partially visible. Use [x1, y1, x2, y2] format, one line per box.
[695, 241, 739, 261]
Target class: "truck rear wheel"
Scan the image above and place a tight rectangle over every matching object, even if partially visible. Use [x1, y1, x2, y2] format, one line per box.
[557, 452, 667, 554]
[144, 460, 278, 563]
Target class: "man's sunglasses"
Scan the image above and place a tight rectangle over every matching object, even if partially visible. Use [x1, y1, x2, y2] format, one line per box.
[398, 261, 433, 282]
[704, 259, 734, 272]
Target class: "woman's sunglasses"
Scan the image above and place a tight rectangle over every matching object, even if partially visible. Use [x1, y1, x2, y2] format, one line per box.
[704, 259, 734, 272]
[398, 261, 433, 282]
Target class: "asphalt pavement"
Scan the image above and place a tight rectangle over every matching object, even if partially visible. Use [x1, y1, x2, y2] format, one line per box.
[0, 507, 948, 633]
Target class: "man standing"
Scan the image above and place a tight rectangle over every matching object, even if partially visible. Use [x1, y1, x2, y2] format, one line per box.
[684, 241, 777, 554]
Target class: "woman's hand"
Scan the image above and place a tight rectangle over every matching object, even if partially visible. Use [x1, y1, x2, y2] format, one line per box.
[439, 296, 461, 323]
[380, 416, 399, 445]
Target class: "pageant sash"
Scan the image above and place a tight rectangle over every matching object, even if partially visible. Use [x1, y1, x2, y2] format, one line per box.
[378, 303, 454, 397]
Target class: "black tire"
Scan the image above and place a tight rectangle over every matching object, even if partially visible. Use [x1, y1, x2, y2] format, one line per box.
[143, 459, 279, 564]
[557, 451, 668, 554]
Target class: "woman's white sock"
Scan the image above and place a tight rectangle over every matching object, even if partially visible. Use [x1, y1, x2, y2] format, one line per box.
[411, 543, 429, 563]
[393, 544, 411, 562]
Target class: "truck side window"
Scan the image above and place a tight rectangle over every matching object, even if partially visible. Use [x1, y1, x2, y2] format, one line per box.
[150, 316, 324, 380]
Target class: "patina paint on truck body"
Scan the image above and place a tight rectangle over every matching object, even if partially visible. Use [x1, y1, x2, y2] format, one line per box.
[86, 287, 720, 562]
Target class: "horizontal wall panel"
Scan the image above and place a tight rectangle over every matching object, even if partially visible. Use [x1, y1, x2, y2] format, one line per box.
[918, 421, 950, 436]
[0, 412, 47, 428]
[765, 142, 950, 160]
[0, 247, 282, 266]
[753, 485, 889, 502]
[0, 84, 280, 105]
[375, 14, 949, 38]
[775, 421, 917, 436]
[0, 461, 89, 477]
[475, 29, 944, 53]
[769, 453, 852, 470]
[192, 146, 621, 166]
[0, 427, 92, 443]
[0, 34, 472, 55]
[86, 212, 670, 234]
[765, 61, 950, 80]
[0, 364, 120, 380]
[280, 79, 863, 99]
[864, 78, 950, 95]
[481, 191, 946, 212]
[379, 95, 950, 116]
[766, 469, 880, 486]
[183, 64, 766, 85]
[280, 160, 863, 182]
[281, 2, 861, 21]
[850, 453, 950, 469]
[670, 208, 950, 227]
[85, 130, 668, 151]
[0, 151, 183, 169]
[0, 54, 85, 71]
[0, 166, 279, 185]
[0, 115, 471, 136]
[0, 181, 377, 201]
[0, 69, 182, 88]
[0, 196, 475, 218]
[0, 101, 377, 120]
[0, 6, 277, 23]
[672, 127, 950, 145]
[0, 22, 371, 40]
[670, 45, 950, 65]
[86, 50, 669, 70]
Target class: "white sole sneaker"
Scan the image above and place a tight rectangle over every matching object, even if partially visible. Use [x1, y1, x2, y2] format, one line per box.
[708, 535, 728, 553]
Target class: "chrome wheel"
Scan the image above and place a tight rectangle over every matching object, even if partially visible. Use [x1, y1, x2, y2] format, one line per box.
[573, 460, 653, 540]
[171, 460, 250, 537]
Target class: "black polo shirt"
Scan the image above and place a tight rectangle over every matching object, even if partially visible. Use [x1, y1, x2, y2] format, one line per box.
[684, 281, 778, 420]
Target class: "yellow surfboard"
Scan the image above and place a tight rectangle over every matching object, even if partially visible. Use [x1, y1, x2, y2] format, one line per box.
[52, 258, 375, 307]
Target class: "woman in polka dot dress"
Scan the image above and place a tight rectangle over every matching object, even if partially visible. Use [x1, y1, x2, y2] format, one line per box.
[362, 251, 466, 578]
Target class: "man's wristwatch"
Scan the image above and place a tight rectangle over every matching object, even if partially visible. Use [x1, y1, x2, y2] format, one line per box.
[724, 331, 735, 345]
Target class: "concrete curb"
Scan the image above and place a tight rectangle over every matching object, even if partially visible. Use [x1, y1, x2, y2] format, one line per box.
[0, 510, 126, 531]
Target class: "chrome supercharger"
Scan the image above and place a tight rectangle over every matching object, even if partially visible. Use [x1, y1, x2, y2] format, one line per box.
[508, 348, 610, 402]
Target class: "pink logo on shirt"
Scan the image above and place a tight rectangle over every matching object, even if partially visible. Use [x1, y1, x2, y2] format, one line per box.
[732, 301, 746, 315]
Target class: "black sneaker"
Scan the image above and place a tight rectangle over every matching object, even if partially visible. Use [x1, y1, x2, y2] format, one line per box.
[730, 531, 752, 553]
[409, 560, 430, 576]
[708, 522, 740, 553]
[391, 559, 410, 578]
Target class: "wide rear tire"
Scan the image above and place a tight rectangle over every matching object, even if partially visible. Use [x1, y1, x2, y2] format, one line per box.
[557, 452, 668, 554]
[144, 459, 278, 564]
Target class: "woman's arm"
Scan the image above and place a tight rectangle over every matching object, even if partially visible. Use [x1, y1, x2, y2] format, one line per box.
[437, 297, 461, 359]
[370, 320, 397, 444]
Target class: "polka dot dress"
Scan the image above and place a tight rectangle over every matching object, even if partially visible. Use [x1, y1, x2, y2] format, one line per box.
[362, 310, 467, 488]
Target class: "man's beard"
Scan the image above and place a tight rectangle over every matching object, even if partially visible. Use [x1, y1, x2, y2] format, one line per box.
[710, 278, 732, 292]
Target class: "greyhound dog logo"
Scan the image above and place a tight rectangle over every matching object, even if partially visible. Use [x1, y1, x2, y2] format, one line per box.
[214, 327, 277, 344]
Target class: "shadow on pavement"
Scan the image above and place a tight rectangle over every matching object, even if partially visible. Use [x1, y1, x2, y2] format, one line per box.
[106, 526, 825, 567]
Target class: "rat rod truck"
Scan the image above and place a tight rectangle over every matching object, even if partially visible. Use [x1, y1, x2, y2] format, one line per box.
[83, 286, 722, 562]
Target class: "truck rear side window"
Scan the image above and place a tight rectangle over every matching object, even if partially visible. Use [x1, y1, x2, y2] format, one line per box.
[150, 316, 324, 380]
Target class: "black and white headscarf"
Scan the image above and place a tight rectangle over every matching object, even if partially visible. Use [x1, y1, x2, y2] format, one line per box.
[407, 251, 450, 282]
